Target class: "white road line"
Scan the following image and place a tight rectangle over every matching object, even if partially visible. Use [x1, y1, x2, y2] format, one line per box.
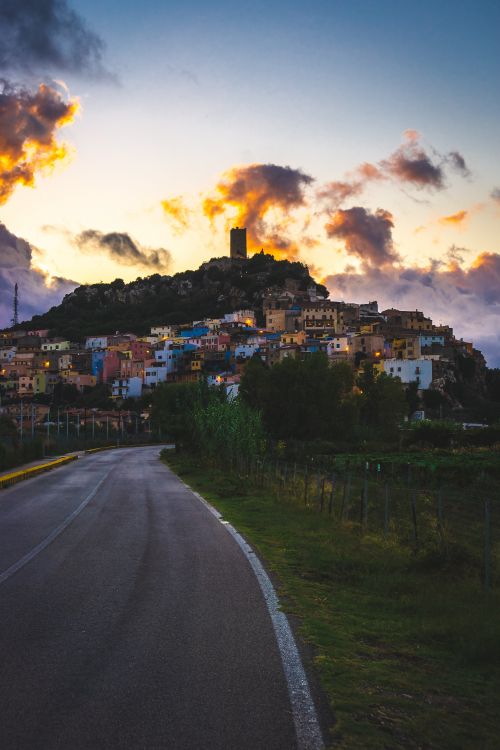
[0, 469, 112, 586]
[180, 481, 325, 750]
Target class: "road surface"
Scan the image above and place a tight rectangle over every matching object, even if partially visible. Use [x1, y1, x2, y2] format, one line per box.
[0, 446, 323, 750]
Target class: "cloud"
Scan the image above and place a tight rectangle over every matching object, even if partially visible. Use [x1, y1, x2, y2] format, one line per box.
[0, 222, 76, 327]
[161, 196, 191, 232]
[323, 250, 500, 366]
[381, 140, 444, 189]
[325, 206, 398, 267]
[317, 132, 470, 209]
[202, 163, 314, 256]
[491, 187, 500, 204]
[447, 151, 471, 177]
[317, 180, 364, 209]
[74, 229, 172, 271]
[438, 209, 469, 227]
[0, 79, 78, 204]
[0, 0, 113, 79]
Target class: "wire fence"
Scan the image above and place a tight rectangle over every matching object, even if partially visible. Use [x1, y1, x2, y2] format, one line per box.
[232, 455, 499, 591]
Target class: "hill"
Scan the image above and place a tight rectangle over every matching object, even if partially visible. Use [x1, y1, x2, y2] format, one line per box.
[20, 253, 327, 340]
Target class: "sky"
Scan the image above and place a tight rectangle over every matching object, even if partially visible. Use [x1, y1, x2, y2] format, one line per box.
[0, 0, 499, 361]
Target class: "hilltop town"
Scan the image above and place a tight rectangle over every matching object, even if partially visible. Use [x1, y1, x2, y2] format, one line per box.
[0, 229, 493, 430]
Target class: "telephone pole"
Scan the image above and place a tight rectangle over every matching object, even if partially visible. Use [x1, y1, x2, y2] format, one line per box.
[11, 283, 19, 327]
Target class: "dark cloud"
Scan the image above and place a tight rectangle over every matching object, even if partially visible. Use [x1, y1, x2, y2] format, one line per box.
[74, 230, 172, 271]
[323, 251, 500, 366]
[381, 140, 445, 189]
[0, 79, 78, 204]
[203, 163, 313, 256]
[0, 0, 112, 79]
[317, 133, 470, 210]
[0, 222, 76, 327]
[491, 187, 500, 203]
[447, 150, 470, 177]
[325, 206, 398, 267]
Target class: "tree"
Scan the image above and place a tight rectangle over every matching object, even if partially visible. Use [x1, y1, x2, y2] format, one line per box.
[405, 381, 421, 416]
[357, 362, 406, 440]
[240, 352, 356, 442]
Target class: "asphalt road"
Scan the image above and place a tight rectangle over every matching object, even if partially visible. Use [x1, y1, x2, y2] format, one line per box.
[0, 447, 320, 750]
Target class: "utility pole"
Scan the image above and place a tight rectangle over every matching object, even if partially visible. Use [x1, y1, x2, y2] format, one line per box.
[20, 399, 23, 442]
[11, 283, 19, 327]
[31, 403, 35, 439]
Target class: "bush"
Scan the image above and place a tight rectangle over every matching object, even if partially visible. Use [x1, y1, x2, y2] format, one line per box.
[405, 420, 460, 449]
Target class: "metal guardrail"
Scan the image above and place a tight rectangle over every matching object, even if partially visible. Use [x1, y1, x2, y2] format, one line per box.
[0, 455, 78, 490]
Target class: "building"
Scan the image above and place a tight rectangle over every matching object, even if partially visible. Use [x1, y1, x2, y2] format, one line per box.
[383, 358, 433, 389]
[222, 310, 256, 327]
[419, 334, 445, 349]
[112, 377, 143, 400]
[230, 227, 247, 260]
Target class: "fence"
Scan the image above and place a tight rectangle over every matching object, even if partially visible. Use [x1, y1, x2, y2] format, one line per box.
[233, 455, 499, 591]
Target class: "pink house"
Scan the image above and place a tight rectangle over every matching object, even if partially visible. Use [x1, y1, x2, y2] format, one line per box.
[103, 350, 122, 382]
[201, 333, 230, 352]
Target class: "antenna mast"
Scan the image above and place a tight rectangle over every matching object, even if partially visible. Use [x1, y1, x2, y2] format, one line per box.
[12, 283, 19, 327]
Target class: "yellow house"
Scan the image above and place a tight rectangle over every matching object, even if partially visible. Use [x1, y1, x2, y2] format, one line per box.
[280, 331, 306, 346]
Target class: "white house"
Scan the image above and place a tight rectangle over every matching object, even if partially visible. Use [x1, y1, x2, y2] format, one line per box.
[85, 336, 108, 350]
[222, 310, 256, 327]
[326, 336, 351, 356]
[234, 343, 260, 359]
[383, 358, 433, 389]
[151, 325, 176, 339]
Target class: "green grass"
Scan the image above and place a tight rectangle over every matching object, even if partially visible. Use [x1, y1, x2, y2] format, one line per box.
[164, 451, 500, 750]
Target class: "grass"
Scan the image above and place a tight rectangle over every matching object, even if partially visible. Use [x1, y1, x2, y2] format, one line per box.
[163, 451, 500, 750]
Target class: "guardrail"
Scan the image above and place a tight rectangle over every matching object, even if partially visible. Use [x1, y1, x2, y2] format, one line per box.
[0, 455, 78, 490]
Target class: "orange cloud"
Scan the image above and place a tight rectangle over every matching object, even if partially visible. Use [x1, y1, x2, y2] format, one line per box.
[0, 81, 79, 205]
[161, 196, 190, 232]
[202, 163, 313, 258]
[438, 209, 469, 227]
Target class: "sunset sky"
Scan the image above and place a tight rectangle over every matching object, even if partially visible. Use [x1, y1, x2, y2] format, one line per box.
[1, 1, 499, 361]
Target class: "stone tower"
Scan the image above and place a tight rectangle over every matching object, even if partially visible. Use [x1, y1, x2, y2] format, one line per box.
[230, 227, 247, 259]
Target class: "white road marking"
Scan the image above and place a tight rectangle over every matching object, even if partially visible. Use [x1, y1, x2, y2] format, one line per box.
[181, 483, 325, 750]
[0, 469, 112, 585]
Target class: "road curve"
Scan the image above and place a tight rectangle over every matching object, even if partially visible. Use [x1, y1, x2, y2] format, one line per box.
[0, 446, 322, 750]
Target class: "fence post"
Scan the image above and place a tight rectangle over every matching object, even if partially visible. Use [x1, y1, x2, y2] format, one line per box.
[484, 499, 491, 591]
[328, 473, 336, 515]
[304, 465, 309, 507]
[362, 475, 369, 529]
[320, 476, 325, 512]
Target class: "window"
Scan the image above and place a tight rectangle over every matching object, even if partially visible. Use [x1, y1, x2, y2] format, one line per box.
[397, 367, 401, 372]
